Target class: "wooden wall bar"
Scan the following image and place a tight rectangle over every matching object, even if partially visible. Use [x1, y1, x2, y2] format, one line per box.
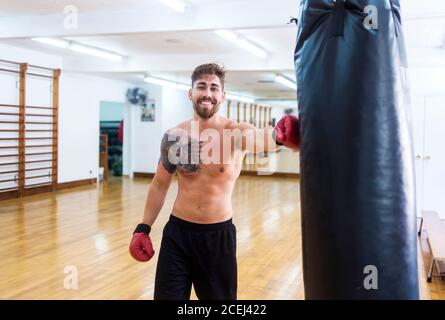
[0, 60, 60, 200]
[52, 69, 60, 191]
[227, 100, 231, 119]
[18, 63, 27, 196]
[259, 106, 263, 128]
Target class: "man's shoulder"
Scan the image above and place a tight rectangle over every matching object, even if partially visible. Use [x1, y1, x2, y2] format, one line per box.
[225, 120, 255, 131]
[164, 120, 192, 135]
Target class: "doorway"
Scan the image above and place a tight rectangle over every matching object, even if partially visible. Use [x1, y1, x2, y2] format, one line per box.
[99, 101, 125, 180]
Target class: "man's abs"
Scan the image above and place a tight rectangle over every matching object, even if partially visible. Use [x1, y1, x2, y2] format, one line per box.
[172, 177, 235, 223]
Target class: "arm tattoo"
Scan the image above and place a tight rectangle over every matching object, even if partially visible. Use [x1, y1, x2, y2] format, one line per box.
[160, 132, 177, 174]
[159, 131, 202, 175]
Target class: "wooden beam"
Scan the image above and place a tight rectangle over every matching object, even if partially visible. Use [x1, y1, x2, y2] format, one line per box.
[263, 107, 266, 128]
[263, 106, 266, 128]
[52, 69, 60, 191]
[227, 100, 231, 119]
[259, 106, 263, 128]
[253, 104, 258, 165]
[18, 63, 27, 197]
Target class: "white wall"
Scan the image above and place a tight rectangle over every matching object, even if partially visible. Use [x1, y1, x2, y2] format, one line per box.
[0, 67, 18, 106]
[0, 43, 133, 184]
[161, 86, 194, 132]
[409, 67, 445, 97]
[59, 72, 130, 182]
[0, 43, 62, 69]
[409, 67, 445, 218]
[130, 84, 163, 174]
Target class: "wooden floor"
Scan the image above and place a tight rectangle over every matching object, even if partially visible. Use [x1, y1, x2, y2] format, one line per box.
[419, 228, 445, 300]
[0, 175, 443, 300]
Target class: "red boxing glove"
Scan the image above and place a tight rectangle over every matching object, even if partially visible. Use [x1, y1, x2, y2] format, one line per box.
[274, 115, 300, 150]
[129, 224, 155, 262]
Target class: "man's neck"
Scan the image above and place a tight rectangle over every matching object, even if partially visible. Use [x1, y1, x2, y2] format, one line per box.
[193, 113, 222, 130]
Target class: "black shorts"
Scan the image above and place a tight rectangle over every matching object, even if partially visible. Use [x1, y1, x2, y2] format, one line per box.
[154, 214, 237, 300]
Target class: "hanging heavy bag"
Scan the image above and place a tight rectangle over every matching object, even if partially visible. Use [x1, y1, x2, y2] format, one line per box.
[295, 0, 418, 299]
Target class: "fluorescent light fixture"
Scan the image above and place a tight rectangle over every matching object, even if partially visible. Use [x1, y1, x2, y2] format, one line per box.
[70, 43, 123, 62]
[144, 76, 190, 90]
[144, 75, 255, 103]
[225, 93, 255, 104]
[275, 75, 297, 90]
[237, 39, 268, 59]
[214, 30, 268, 59]
[31, 37, 69, 49]
[156, 0, 186, 12]
[214, 30, 238, 42]
[31, 37, 123, 62]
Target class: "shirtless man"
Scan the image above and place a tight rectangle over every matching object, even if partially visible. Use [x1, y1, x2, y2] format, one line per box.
[129, 63, 300, 300]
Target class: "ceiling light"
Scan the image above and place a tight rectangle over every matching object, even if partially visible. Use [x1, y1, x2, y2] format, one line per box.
[275, 75, 297, 90]
[31, 37, 69, 49]
[70, 43, 123, 62]
[214, 30, 239, 42]
[214, 30, 268, 59]
[144, 76, 190, 90]
[236, 39, 268, 59]
[156, 0, 186, 12]
[31, 37, 123, 62]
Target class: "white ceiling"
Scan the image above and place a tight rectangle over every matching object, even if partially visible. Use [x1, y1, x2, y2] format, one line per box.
[0, 0, 444, 107]
[0, 0, 443, 18]
[0, 0, 225, 16]
[61, 27, 297, 56]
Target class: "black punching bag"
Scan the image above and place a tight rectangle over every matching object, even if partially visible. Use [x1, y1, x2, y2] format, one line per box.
[295, 0, 418, 299]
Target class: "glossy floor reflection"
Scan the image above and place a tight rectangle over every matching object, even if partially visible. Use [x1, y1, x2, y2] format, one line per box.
[0, 175, 442, 299]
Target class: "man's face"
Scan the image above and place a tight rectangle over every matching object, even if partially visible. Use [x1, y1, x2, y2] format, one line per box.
[189, 74, 225, 119]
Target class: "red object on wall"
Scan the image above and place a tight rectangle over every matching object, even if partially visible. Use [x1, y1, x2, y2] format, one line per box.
[118, 120, 124, 144]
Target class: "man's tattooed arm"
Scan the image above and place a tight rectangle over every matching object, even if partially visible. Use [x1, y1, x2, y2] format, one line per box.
[159, 132, 178, 174]
[159, 131, 202, 175]
[179, 139, 201, 174]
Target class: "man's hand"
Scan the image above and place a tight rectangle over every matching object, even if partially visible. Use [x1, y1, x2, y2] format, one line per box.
[129, 224, 155, 262]
[274, 115, 300, 150]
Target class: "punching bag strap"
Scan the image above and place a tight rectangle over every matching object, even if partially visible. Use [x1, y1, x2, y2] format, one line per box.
[287, 17, 299, 26]
[389, 0, 399, 37]
[332, 0, 346, 37]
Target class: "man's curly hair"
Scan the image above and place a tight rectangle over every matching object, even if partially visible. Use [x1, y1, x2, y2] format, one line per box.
[191, 63, 226, 88]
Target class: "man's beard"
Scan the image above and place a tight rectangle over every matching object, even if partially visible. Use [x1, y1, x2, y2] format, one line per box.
[193, 97, 221, 119]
